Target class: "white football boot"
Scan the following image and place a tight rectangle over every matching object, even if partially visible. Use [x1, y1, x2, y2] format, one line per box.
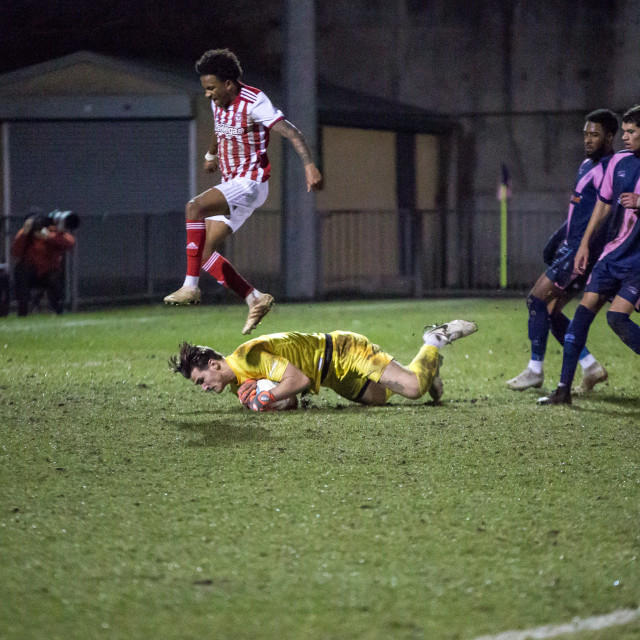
[574, 362, 608, 395]
[506, 367, 544, 390]
[242, 292, 274, 335]
[423, 319, 477, 345]
[164, 286, 202, 306]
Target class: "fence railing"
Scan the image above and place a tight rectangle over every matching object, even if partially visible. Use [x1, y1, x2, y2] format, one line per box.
[1, 207, 565, 310]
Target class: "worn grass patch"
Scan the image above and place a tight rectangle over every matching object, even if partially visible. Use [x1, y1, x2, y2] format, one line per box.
[1, 299, 638, 639]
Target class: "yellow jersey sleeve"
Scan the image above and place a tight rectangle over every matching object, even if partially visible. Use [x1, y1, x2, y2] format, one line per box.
[226, 344, 289, 385]
[225, 332, 327, 393]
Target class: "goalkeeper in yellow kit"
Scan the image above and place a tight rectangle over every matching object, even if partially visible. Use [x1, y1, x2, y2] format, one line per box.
[169, 320, 477, 410]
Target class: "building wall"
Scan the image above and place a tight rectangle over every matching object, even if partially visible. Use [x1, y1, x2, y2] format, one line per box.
[317, 126, 397, 211]
[315, 0, 638, 241]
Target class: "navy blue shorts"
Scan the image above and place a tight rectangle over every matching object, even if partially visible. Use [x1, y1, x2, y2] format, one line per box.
[585, 259, 640, 310]
[545, 243, 590, 293]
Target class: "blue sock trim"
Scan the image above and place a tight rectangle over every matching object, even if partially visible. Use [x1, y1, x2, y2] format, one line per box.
[549, 311, 591, 359]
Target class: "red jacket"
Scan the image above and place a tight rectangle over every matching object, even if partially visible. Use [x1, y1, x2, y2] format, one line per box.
[11, 227, 75, 278]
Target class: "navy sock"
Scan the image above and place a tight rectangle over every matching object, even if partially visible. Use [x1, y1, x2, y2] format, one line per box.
[528, 295, 549, 361]
[607, 311, 640, 354]
[549, 311, 590, 359]
[548, 311, 569, 346]
[560, 305, 596, 387]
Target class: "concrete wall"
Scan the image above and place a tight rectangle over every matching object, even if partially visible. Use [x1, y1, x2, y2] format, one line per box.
[315, 0, 638, 223]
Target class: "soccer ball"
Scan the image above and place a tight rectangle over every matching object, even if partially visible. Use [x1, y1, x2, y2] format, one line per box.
[256, 379, 297, 411]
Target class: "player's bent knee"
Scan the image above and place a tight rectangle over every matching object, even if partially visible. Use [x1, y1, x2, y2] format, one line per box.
[186, 199, 206, 220]
[392, 378, 421, 399]
[403, 385, 422, 400]
[357, 381, 388, 406]
[526, 294, 548, 315]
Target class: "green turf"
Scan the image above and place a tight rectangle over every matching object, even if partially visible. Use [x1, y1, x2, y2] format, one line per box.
[1, 299, 638, 639]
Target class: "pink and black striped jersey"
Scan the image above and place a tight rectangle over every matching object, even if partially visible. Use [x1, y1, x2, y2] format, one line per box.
[212, 83, 284, 183]
[595, 150, 640, 266]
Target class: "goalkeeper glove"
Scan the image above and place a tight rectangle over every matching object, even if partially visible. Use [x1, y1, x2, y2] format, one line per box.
[249, 390, 275, 412]
[238, 380, 258, 407]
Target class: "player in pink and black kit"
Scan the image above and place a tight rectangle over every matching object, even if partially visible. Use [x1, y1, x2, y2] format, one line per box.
[164, 48, 323, 334]
[506, 109, 617, 393]
[539, 105, 640, 405]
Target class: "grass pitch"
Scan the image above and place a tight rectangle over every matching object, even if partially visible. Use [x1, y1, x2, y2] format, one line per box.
[1, 298, 639, 639]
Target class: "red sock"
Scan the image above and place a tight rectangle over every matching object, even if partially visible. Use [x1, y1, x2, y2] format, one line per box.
[202, 251, 253, 299]
[185, 220, 206, 277]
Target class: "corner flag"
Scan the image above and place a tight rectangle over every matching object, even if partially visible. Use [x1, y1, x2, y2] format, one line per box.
[498, 164, 511, 289]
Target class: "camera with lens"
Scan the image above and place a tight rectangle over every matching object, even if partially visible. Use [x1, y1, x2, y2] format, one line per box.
[30, 214, 51, 233]
[44, 209, 80, 232]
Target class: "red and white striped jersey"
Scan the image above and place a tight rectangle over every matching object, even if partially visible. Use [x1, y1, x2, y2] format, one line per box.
[212, 83, 284, 183]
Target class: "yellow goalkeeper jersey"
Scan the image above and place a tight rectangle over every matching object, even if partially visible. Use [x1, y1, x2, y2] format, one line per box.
[226, 332, 328, 393]
[225, 330, 395, 401]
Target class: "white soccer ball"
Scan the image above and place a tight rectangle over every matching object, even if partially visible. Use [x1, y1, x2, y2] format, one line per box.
[256, 379, 297, 411]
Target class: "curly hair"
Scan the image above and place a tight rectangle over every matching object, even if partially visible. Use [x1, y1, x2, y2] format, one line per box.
[195, 49, 242, 81]
[622, 105, 640, 128]
[169, 342, 224, 379]
[586, 109, 619, 137]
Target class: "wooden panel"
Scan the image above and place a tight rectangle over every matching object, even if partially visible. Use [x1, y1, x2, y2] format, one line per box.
[317, 126, 396, 211]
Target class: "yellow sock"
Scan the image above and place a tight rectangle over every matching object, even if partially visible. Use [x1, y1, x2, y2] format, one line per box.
[407, 344, 440, 397]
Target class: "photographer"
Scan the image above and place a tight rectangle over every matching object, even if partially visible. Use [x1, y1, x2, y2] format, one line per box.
[11, 211, 78, 316]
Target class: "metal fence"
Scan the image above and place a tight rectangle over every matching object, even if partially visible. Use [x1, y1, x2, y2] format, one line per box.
[471, 209, 564, 290]
[1, 207, 563, 311]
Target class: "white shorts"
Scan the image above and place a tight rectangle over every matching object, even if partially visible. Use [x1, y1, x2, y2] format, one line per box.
[206, 178, 269, 233]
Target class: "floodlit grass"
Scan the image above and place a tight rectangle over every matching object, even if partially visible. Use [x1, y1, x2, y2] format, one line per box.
[0, 298, 638, 640]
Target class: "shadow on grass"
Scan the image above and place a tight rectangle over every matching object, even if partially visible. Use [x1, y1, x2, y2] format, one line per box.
[170, 418, 273, 446]
[167, 400, 442, 446]
[574, 392, 640, 418]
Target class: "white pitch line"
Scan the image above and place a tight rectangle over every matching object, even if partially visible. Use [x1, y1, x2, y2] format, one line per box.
[472, 606, 640, 640]
[0, 316, 154, 332]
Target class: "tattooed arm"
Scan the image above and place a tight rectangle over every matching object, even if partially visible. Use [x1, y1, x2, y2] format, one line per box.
[271, 119, 324, 192]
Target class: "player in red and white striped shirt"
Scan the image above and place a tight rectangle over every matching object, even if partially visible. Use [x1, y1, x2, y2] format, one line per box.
[165, 48, 323, 335]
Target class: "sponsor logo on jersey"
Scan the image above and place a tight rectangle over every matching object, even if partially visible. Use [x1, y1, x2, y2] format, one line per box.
[617, 170, 626, 179]
[216, 123, 246, 136]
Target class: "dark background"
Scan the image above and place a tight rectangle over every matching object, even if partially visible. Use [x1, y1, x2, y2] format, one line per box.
[0, 1, 284, 75]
